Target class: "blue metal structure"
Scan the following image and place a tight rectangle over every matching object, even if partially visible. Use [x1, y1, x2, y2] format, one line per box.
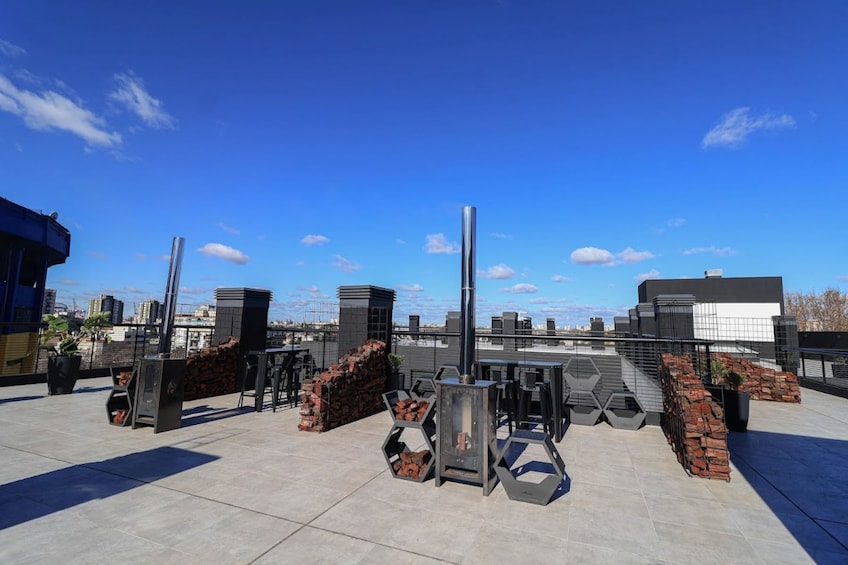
[0, 197, 70, 374]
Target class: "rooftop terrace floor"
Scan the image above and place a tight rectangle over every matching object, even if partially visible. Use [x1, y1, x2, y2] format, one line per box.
[1, 378, 847, 564]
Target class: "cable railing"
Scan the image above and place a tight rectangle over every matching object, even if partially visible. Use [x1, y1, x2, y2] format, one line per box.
[795, 347, 848, 395]
[7, 318, 838, 404]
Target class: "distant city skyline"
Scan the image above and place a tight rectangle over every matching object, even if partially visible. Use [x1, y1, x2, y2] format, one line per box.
[3, 3, 846, 325]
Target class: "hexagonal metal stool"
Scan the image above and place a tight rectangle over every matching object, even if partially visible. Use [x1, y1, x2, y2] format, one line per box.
[602, 390, 646, 430]
[566, 390, 603, 426]
[495, 430, 566, 505]
[564, 356, 602, 392]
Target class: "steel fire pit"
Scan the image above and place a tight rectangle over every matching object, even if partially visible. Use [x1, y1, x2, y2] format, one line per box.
[435, 377, 498, 495]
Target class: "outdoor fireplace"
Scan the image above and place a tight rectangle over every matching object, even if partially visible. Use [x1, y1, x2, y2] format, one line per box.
[435, 377, 498, 494]
[434, 205, 498, 494]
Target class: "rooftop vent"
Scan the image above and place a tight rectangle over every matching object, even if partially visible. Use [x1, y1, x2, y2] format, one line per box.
[704, 269, 723, 279]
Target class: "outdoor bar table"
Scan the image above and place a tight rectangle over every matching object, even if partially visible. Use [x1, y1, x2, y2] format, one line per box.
[477, 358, 565, 442]
[246, 345, 309, 412]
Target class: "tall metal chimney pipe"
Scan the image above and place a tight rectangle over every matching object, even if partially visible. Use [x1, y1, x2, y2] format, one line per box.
[158, 236, 185, 356]
[459, 206, 476, 383]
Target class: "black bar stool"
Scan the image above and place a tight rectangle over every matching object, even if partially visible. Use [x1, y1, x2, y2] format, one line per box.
[488, 368, 517, 434]
[238, 353, 273, 411]
[516, 370, 554, 437]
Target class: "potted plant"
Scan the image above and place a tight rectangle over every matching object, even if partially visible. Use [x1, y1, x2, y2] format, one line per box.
[38, 311, 114, 394]
[704, 357, 727, 399]
[706, 357, 749, 432]
[708, 357, 728, 385]
[722, 369, 749, 432]
[386, 353, 405, 392]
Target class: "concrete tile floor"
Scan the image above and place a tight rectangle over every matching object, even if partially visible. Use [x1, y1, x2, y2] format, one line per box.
[1, 378, 847, 564]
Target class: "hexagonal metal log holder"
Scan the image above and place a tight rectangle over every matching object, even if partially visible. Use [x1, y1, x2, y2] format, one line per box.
[563, 356, 602, 392]
[602, 390, 646, 430]
[494, 429, 566, 505]
[566, 390, 603, 426]
[382, 424, 436, 482]
[410, 375, 437, 401]
[383, 390, 436, 428]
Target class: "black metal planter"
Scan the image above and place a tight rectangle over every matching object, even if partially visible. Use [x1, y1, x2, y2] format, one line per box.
[708, 384, 749, 432]
[723, 390, 750, 432]
[46, 355, 81, 395]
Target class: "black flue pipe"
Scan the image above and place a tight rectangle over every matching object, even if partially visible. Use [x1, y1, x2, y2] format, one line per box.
[158, 236, 185, 356]
[459, 206, 476, 383]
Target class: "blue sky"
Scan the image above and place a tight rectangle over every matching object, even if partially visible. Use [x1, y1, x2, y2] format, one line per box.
[2, 1, 846, 325]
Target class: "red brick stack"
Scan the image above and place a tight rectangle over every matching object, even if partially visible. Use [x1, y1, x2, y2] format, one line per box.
[112, 409, 129, 425]
[392, 451, 431, 480]
[661, 353, 730, 480]
[391, 398, 431, 422]
[117, 371, 132, 386]
[298, 340, 387, 432]
[714, 353, 801, 403]
[183, 336, 240, 401]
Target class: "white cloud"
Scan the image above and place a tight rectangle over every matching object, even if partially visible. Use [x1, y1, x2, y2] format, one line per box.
[683, 246, 735, 257]
[667, 218, 686, 228]
[529, 298, 550, 304]
[396, 238, 406, 245]
[490, 232, 512, 239]
[109, 72, 175, 129]
[702, 107, 795, 149]
[197, 243, 249, 264]
[570, 247, 615, 265]
[480, 263, 515, 280]
[398, 284, 424, 292]
[551, 275, 571, 282]
[333, 254, 361, 273]
[218, 222, 239, 235]
[0, 74, 121, 147]
[301, 234, 329, 245]
[179, 286, 211, 295]
[838, 275, 848, 282]
[0, 39, 27, 58]
[617, 247, 655, 264]
[297, 285, 327, 299]
[501, 283, 538, 294]
[423, 233, 460, 254]
[123, 285, 148, 295]
[634, 269, 661, 283]
[570, 246, 653, 266]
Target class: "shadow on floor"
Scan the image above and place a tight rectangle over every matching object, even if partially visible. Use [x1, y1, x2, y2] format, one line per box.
[179, 404, 255, 428]
[0, 395, 44, 405]
[71, 385, 114, 394]
[0, 446, 218, 530]
[729, 429, 848, 561]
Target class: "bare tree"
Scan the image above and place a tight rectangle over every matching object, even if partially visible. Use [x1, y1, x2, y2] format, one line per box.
[785, 288, 848, 331]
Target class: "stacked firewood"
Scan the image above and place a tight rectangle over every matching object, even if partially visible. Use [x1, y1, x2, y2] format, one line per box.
[392, 398, 431, 422]
[183, 337, 240, 401]
[392, 450, 431, 480]
[660, 353, 730, 480]
[714, 353, 801, 403]
[112, 409, 129, 425]
[298, 340, 387, 432]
